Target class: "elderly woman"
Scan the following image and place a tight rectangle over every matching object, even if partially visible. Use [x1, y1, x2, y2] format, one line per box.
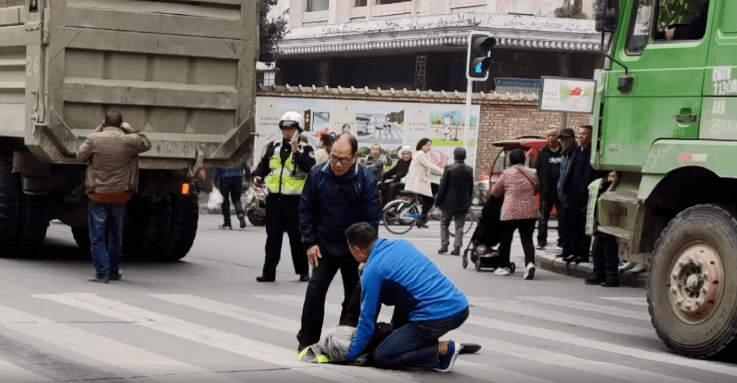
[362, 144, 392, 181]
[491, 148, 540, 280]
[404, 138, 444, 228]
[315, 134, 333, 164]
[380, 146, 413, 205]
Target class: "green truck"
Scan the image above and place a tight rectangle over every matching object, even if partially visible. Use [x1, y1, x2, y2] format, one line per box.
[0, 1, 257, 260]
[593, 0, 737, 358]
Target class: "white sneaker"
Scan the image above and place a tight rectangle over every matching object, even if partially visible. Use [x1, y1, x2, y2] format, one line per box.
[494, 267, 511, 276]
[619, 261, 636, 272]
[630, 263, 648, 274]
[524, 263, 536, 280]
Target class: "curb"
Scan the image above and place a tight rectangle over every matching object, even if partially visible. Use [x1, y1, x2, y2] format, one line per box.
[536, 248, 648, 288]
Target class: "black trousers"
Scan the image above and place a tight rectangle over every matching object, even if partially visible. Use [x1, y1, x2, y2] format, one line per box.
[537, 192, 564, 247]
[219, 176, 244, 225]
[297, 253, 360, 347]
[261, 194, 309, 278]
[565, 199, 591, 260]
[420, 183, 439, 217]
[592, 233, 619, 281]
[380, 181, 404, 206]
[498, 218, 536, 268]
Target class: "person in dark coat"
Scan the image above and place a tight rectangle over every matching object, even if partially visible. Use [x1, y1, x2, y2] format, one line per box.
[534, 127, 564, 250]
[434, 147, 475, 255]
[666, 1, 709, 40]
[556, 127, 578, 259]
[380, 146, 412, 205]
[560, 125, 607, 264]
[585, 171, 622, 288]
[297, 133, 382, 352]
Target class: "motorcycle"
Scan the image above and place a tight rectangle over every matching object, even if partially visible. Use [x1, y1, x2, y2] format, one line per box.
[245, 182, 268, 226]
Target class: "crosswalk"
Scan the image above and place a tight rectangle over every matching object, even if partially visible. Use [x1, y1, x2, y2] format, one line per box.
[0, 292, 734, 383]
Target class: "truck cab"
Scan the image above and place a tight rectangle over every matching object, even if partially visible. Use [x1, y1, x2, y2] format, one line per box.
[594, 0, 737, 359]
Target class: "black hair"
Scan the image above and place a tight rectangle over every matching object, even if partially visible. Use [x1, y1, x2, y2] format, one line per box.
[104, 110, 123, 128]
[345, 222, 378, 248]
[336, 133, 358, 155]
[320, 134, 332, 147]
[580, 125, 593, 131]
[416, 138, 431, 151]
[453, 147, 466, 160]
[510, 148, 526, 165]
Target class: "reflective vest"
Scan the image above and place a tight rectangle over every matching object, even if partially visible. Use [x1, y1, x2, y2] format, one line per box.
[265, 141, 308, 195]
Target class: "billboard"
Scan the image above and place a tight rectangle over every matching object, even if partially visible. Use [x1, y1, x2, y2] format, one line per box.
[539, 76, 597, 114]
[255, 97, 481, 176]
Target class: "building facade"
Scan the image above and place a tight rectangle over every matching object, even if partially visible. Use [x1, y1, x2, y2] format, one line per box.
[269, 0, 604, 93]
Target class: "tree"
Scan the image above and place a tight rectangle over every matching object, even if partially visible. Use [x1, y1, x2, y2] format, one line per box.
[554, 0, 587, 19]
[259, 0, 290, 64]
[657, 0, 703, 30]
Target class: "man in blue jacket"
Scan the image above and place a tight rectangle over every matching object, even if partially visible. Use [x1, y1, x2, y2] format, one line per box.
[297, 133, 382, 351]
[343, 222, 469, 372]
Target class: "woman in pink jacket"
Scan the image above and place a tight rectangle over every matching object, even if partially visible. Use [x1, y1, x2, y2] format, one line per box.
[491, 149, 541, 279]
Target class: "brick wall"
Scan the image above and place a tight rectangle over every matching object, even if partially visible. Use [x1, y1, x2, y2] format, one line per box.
[257, 88, 590, 180]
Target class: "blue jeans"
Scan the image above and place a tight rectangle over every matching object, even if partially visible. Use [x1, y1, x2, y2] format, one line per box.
[373, 307, 469, 369]
[88, 201, 126, 279]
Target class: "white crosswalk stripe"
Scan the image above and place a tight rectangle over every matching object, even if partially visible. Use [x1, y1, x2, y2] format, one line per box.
[0, 292, 728, 382]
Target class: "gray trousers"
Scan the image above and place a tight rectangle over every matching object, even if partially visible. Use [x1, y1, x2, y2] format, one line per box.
[440, 210, 466, 249]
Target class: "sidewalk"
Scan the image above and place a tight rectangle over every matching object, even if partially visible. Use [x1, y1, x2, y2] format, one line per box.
[536, 246, 647, 288]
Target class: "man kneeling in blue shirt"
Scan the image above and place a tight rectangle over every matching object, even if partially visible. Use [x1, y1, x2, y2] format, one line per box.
[344, 222, 470, 372]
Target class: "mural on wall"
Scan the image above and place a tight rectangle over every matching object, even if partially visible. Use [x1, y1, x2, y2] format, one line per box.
[255, 96, 481, 174]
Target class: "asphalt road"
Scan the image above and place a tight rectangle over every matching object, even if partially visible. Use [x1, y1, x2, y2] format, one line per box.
[0, 215, 735, 382]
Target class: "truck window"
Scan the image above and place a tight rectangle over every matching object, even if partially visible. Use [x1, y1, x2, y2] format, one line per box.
[654, 0, 710, 41]
[627, 0, 654, 55]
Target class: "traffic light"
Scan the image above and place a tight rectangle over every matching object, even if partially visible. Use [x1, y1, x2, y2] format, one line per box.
[466, 32, 496, 81]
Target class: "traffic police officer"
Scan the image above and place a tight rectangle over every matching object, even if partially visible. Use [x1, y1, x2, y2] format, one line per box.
[254, 112, 316, 282]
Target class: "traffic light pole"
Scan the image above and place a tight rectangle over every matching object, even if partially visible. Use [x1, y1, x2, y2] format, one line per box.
[464, 30, 495, 154]
[463, 79, 473, 153]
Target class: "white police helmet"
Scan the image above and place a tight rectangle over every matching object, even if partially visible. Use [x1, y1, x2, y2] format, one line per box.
[279, 111, 304, 133]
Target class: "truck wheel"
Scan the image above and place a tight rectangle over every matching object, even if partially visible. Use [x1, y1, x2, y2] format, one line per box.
[14, 192, 49, 255]
[648, 204, 737, 358]
[162, 194, 199, 261]
[123, 195, 171, 260]
[71, 226, 90, 252]
[0, 157, 19, 252]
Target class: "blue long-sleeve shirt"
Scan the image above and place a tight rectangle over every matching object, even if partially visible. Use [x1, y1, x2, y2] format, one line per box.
[345, 239, 469, 360]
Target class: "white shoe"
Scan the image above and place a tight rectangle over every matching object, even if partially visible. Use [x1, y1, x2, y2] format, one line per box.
[524, 263, 536, 280]
[618, 261, 636, 272]
[494, 267, 511, 276]
[630, 263, 648, 274]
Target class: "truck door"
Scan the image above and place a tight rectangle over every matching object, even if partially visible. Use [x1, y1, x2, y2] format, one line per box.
[599, 0, 712, 171]
[701, 1, 737, 141]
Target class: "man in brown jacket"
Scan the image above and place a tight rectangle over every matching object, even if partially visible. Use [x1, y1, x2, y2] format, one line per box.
[77, 110, 151, 283]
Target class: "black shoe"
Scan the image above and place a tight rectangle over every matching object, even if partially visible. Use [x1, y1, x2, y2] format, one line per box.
[536, 243, 546, 250]
[438, 246, 448, 254]
[458, 343, 481, 354]
[256, 275, 275, 282]
[563, 255, 576, 264]
[238, 214, 247, 229]
[602, 278, 620, 287]
[109, 270, 122, 281]
[556, 252, 571, 259]
[88, 276, 109, 284]
[450, 247, 461, 256]
[219, 223, 232, 230]
[299, 274, 310, 282]
[585, 277, 605, 285]
[574, 256, 589, 264]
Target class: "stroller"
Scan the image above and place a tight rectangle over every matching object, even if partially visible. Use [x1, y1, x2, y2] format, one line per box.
[462, 195, 516, 273]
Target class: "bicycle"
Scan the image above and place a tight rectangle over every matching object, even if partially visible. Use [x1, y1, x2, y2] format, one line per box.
[382, 192, 423, 235]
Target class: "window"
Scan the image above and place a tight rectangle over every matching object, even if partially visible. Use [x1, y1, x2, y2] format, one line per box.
[376, 0, 411, 4]
[306, 0, 329, 12]
[654, 0, 709, 41]
[355, 0, 367, 6]
[0, 0, 24, 8]
[627, 0, 654, 55]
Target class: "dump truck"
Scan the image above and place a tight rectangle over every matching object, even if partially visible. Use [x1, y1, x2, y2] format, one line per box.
[593, 0, 737, 358]
[0, 0, 257, 260]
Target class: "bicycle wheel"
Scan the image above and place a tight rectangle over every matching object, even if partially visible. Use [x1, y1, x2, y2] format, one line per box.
[449, 210, 477, 237]
[383, 200, 419, 235]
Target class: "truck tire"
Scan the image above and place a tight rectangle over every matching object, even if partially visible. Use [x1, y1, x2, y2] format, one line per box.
[15, 192, 49, 254]
[162, 194, 199, 261]
[0, 157, 19, 252]
[648, 204, 737, 358]
[123, 195, 171, 260]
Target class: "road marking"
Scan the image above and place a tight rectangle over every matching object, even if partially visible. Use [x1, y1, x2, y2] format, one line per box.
[468, 297, 655, 338]
[254, 294, 703, 383]
[519, 296, 651, 321]
[149, 294, 420, 383]
[446, 329, 701, 383]
[0, 358, 53, 383]
[0, 303, 241, 383]
[33, 293, 381, 383]
[258, 293, 737, 379]
[599, 297, 649, 307]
